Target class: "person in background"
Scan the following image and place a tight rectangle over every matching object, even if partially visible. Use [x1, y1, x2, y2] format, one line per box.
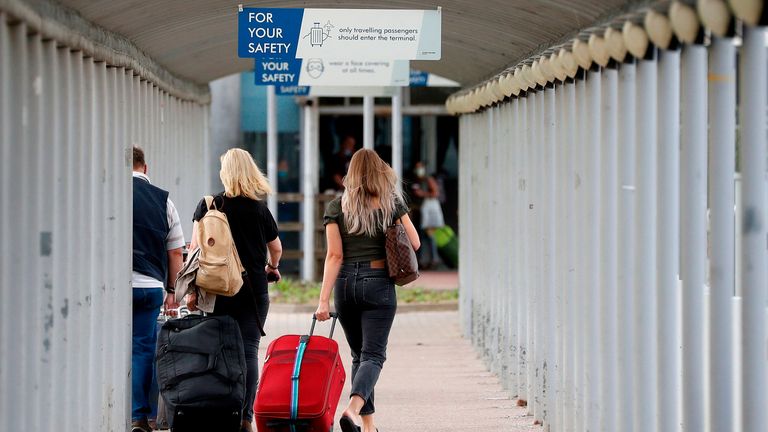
[331, 135, 358, 191]
[316, 149, 420, 432]
[410, 161, 445, 269]
[188, 148, 282, 432]
[131, 146, 184, 432]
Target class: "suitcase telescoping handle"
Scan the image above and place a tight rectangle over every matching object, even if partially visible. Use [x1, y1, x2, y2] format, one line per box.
[310, 312, 339, 338]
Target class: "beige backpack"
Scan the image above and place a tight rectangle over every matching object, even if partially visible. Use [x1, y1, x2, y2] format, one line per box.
[195, 196, 244, 296]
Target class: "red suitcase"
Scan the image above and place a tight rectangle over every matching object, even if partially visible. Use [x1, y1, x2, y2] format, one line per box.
[255, 314, 346, 432]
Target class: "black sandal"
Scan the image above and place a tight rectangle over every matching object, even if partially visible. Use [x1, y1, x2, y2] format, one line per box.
[339, 415, 361, 432]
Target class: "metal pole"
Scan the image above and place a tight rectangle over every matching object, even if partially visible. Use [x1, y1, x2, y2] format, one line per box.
[739, 26, 768, 432]
[617, 60, 636, 432]
[544, 84, 557, 429]
[391, 88, 403, 182]
[363, 95, 374, 150]
[519, 93, 530, 404]
[561, 79, 576, 432]
[301, 99, 317, 281]
[266, 85, 278, 217]
[573, 75, 587, 431]
[634, 53, 658, 432]
[680, 43, 707, 432]
[708, 36, 736, 432]
[584, 68, 602, 432]
[600, 65, 619, 432]
[657, 47, 682, 432]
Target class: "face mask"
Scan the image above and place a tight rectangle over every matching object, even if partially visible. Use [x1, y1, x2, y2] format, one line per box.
[343, 149, 353, 156]
[415, 167, 426, 177]
[278, 171, 288, 179]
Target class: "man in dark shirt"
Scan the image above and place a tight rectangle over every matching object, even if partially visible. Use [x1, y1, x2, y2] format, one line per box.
[132, 146, 184, 432]
[331, 135, 358, 191]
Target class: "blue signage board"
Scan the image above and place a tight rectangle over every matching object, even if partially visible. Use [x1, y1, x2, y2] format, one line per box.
[238, 8, 442, 60]
[238, 8, 304, 58]
[275, 85, 310, 96]
[254, 58, 302, 85]
[409, 70, 429, 87]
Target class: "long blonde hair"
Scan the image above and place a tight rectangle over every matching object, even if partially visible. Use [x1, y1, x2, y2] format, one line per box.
[341, 149, 403, 236]
[219, 148, 272, 199]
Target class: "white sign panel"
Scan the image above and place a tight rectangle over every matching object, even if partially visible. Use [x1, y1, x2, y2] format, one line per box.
[238, 8, 441, 60]
[298, 59, 409, 86]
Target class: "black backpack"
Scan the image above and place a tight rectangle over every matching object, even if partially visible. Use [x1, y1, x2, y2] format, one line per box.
[156, 314, 246, 430]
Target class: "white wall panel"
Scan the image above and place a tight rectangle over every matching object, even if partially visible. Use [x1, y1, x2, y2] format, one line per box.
[456, 23, 764, 432]
[0, 14, 209, 430]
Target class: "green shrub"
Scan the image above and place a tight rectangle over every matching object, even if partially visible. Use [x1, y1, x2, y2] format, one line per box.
[269, 278, 458, 304]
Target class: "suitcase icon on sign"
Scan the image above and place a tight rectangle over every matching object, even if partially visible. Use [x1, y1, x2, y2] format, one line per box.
[310, 22, 324, 46]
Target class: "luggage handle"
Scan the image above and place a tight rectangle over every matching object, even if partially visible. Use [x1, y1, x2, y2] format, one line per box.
[310, 313, 338, 338]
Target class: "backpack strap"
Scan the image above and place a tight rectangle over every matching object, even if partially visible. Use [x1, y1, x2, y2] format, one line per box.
[204, 195, 215, 211]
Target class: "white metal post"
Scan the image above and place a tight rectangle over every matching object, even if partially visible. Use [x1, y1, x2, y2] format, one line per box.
[573, 75, 587, 432]
[634, 54, 659, 432]
[739, 26, 768, 432]
[267, 85, 278, 217]
[519, 93, 530, 404]
[562, 79, 577, 432]
[657, 47, 681, 432]
[584, 68, 602, 432]
[553, 81, 567, 431]
[363, 95, 374, 150]
[617, 60, 637, 432]
[680, 43, 707, 432]
[544, 84, 557, 429]
[600, 65, 619, 432]
[301, 99, 317, 281]
[708, 36, 736, 432]
[391, 88, 403, 182]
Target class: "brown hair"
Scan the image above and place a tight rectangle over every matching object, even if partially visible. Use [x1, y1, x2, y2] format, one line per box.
[133, 146, 145, 169]
[341, 149, 403, 236]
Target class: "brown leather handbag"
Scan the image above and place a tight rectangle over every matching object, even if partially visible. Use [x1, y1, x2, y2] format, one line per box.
[385, 220, 419, 286]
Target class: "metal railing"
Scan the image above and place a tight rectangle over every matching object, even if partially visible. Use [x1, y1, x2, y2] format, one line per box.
[456, 11, 767, 432]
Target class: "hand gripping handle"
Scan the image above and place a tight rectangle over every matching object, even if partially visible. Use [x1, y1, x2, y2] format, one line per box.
[310, 312, 339, 338]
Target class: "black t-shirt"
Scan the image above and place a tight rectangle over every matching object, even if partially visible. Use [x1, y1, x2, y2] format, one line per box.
[193, 194, 278, 315]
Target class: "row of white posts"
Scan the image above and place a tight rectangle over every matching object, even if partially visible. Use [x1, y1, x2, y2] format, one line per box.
[458, 27, 767, 432]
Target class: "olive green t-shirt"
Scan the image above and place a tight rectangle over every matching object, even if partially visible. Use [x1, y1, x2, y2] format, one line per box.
[323, 197, 409, 263]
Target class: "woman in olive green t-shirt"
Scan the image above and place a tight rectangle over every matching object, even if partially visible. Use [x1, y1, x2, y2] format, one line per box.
[315, 149, 420, 432]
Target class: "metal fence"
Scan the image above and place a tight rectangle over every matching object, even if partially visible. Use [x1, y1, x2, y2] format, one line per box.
[452, 5, 766, 432]
[0, 11, 209, 430]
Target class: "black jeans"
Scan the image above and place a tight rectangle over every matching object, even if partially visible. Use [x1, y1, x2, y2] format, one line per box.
[335, 262, 397, 415]
[215, 291, 269, 422]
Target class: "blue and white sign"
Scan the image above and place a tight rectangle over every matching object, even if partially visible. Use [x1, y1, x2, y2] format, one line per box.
[409, 70, 461, 87]
[275, 85, 399, 97]
[239, 8, 441, 60]
[255, 58, 409, 86]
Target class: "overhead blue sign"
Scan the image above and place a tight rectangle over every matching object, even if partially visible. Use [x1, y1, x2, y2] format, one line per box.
[238, 8, 442, 60]
[255, 58, 302, 85]
[409, 70, 429, 87]
[275, 85, 310, 96]
[238, 8, 304, 57]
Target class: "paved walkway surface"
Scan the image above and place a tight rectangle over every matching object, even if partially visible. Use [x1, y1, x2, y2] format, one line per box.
[259, 311, 541, 432]
[407, 271, 459, 291]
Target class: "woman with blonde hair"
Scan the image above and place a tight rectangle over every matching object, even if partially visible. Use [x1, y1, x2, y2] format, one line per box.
[315, 149, 420, 432]
[189, 148, 282, 432]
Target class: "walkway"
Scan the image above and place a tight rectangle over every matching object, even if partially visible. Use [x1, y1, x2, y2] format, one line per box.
[260, 311, 540, 432]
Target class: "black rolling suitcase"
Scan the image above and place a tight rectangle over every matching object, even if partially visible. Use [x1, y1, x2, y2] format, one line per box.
[156, 314, 246, 431]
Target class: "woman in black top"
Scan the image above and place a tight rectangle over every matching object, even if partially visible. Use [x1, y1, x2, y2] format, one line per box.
[316, 149, 420, 432]
[189, 148, 282, 432]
